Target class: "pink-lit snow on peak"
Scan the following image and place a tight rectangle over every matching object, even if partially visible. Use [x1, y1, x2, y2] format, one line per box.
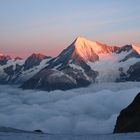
[71, 36, 118, 61]
[132, 44, 140, 55]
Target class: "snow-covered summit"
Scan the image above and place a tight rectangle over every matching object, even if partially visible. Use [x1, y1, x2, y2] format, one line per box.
[74, 37, 117, 53]
[55, 36, 118, 64]
[30, 53, 48, 60]
[71, 36, 119, 62]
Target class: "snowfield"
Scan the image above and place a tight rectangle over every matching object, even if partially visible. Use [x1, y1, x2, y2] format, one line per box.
[0, 82, 140, 135]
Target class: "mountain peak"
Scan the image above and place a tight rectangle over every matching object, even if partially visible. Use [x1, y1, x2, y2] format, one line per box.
[50, 37, 119, 70]
[72, 37, 119, 61]
[30, 53, 47, 60]
[75, 36, 88, 42]
[74, 36, 95, 44]
[14, 56, 23, 61]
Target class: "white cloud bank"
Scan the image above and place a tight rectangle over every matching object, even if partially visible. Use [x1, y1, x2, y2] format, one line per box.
[0, 82, 140, 134]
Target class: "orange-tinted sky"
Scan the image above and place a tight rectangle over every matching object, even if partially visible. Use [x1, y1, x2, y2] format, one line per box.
[0, 0, 140, 58]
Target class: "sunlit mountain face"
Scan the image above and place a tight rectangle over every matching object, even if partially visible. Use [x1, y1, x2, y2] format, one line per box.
[56, 37, 119, 65]
[132, 45, 140, 55]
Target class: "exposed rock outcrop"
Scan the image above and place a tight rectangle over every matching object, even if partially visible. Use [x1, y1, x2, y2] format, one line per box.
[0, 54, 11, 65]
[23, 53, 50, 70]
[114, 92, 140, 133]
[126, 62, 140, 81]
[0, 53, 51, 84]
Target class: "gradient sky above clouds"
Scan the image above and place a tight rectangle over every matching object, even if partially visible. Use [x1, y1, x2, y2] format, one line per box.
[0, 0, 140, 58]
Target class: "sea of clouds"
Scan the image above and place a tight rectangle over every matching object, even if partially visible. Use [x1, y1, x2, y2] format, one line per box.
[0, 82, 140, 135]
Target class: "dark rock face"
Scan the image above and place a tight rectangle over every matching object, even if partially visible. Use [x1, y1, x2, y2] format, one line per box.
[0, 64, 23, 84]
[126, 62, 140, 81]
[117, 45, 140, 62]
[3, 64, 23, 84]
[24, 53, 49, 71]
[118, 61, 140, 82]
[117, 45, 133, 54]
[120, 51, 140, 62]
[0, 64, 22, 84]
[61, 66, 97, 86]
[117, 44, 140, 82]
[0, 55, 11, 65]
[21, 67, 98, 91]
[116, 67, 127, 82]
[34, 129, 43, 133]
[21, 69, 77, 91]
[0, 53, 51, 85]
[114, 92, 140, 133]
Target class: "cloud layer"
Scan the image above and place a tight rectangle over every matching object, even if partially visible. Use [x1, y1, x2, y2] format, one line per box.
[0, 82, 140, 134]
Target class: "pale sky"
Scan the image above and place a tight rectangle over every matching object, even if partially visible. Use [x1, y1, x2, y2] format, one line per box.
[0, 0, 140, 58]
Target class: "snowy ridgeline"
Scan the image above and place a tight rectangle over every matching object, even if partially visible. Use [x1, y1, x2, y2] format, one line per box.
[0, 82, 140, 135]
